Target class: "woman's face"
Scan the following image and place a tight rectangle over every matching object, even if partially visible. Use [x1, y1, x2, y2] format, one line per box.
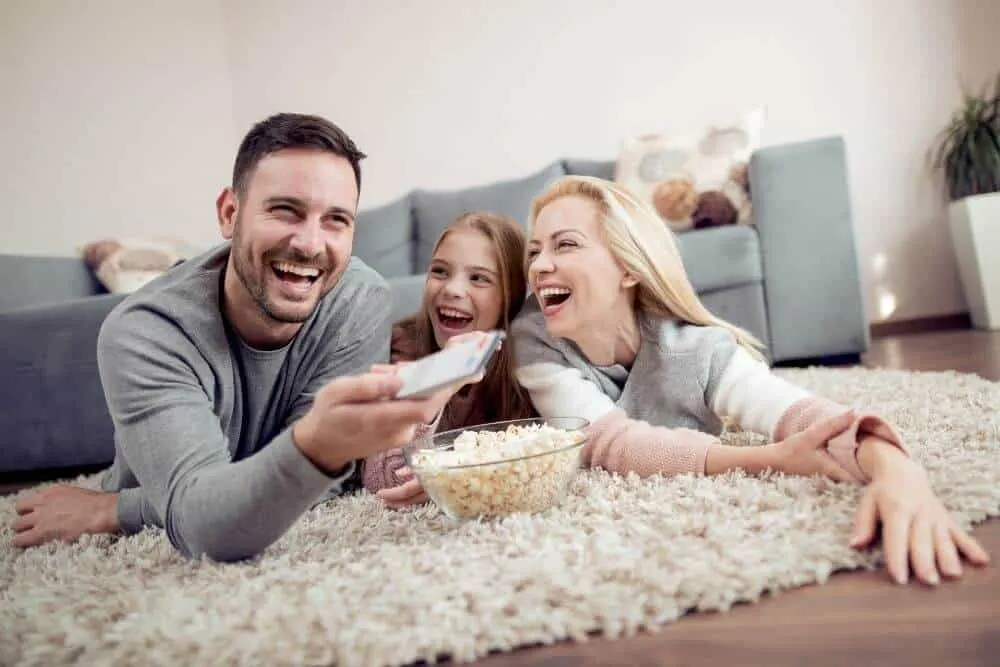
[526, 195, 631, 339]
[424, 228, 504, 348]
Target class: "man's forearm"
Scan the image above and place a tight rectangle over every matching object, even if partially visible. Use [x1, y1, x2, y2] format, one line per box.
[161, 428, 344, 561]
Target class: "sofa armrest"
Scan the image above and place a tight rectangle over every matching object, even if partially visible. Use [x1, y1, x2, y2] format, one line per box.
[0, 294, 124, 472]
[749, 136, 870, 363]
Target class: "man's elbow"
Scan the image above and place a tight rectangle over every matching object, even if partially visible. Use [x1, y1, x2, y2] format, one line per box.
[164, 505, 275, 563]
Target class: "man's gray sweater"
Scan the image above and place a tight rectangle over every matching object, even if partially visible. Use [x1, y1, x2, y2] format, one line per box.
[98, 244, 392, 561]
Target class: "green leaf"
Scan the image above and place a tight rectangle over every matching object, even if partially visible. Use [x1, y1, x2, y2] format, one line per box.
[930, 70, 1000, 199]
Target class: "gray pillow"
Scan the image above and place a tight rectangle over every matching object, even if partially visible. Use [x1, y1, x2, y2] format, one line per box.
[563, 158, 615, 181]
[411, 161, 567, 270]
[387, 274, 426, 323]
[353, 195, 415, 278]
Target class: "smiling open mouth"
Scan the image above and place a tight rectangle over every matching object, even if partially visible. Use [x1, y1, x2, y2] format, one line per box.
[538, 287, 571, 309]
[437, 307, 474, 330]
[271, 261, 322, 290]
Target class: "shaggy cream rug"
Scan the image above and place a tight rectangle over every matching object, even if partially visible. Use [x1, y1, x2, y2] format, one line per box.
[2, 367, 999, 667]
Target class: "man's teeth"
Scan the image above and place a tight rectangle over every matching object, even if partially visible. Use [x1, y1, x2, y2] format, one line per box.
[273, 262, 320, 278]
[538, 287, 571, 298]
[439, 308, 472, 320]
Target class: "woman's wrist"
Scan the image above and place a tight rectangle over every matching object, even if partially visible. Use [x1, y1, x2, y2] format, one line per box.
[857, 434, 916, 480]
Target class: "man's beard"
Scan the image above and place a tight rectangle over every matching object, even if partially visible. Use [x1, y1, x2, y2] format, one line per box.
[231, 218, 334, 324]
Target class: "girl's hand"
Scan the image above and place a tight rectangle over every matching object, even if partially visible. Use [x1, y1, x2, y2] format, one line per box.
[376, 466, 429, 509]
[851, 441, 990, 585]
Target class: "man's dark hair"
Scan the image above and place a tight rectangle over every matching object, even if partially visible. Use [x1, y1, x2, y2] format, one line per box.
[231, 113, 366, 198]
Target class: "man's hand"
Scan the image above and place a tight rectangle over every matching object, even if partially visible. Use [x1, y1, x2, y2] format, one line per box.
[763, 409, 858, 482]
[292, 371, 452, 475]
[12, 485, 120, 548]
[443, 330, 500, 387]
[852, 437, 990, 585]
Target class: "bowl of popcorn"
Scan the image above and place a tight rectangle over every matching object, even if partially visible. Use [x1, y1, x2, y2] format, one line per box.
[403, 417, 589, 520]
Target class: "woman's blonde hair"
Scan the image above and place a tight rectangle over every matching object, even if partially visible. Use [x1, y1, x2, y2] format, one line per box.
[527, 175, 767, 361]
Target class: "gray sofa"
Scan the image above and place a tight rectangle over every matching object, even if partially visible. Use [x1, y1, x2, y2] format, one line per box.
[0, 135, 869, 476]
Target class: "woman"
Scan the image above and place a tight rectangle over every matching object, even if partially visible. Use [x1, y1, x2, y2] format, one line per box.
[363, 211, 537, 507]
[511, 174, 989, 586]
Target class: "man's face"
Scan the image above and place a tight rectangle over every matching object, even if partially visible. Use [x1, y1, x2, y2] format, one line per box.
[219, 148, 358, 326]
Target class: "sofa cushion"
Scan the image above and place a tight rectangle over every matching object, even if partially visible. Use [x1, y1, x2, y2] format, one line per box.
[411, 162, 567, 270]
[0, 254, 106, 313]
[563, 159, 615, 181]
[676, 225, 763, 294]
[353, 195, 415, 278]
[387, 274, 426, 323]
[0, 294, 124, 472]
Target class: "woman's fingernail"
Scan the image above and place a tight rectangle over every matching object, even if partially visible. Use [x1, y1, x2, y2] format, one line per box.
[928, 573, 940, 585]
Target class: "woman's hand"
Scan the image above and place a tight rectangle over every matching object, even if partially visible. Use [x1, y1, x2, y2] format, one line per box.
[851, 437, 990, 585]
[376, 466, 429, 509]
[765, 409, 858, 482]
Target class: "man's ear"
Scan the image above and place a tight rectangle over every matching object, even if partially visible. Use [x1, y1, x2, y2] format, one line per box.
[217, 187, 238, 240]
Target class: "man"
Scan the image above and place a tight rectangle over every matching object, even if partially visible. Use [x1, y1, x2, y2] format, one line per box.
[12, 113, 448, 561]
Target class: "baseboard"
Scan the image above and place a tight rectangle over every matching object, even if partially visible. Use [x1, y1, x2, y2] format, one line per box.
[869, 312, 972, 338]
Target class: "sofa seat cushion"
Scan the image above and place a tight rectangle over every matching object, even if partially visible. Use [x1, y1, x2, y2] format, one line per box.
[411, 162, 567, 269]
[675, 225, 763, 294]
[353, 195, 415, 278]
[0, 294, 125, 472]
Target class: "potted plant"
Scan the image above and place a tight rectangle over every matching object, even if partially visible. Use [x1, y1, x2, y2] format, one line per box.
[930, 72, 1000, 329]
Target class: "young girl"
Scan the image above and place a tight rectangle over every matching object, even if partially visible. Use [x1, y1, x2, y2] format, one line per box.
[363, 211, 537, 507]
[512, 174, 989, 586]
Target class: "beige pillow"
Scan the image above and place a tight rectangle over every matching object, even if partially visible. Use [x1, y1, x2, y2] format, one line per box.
[82, 238, 189, 294]
[615, 109, 763, 233]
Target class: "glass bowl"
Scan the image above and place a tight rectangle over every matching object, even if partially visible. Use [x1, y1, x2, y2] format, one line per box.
[402, 417, 589, 520]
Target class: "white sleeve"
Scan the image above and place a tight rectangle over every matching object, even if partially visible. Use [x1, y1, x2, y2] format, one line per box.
[516, 362, 618, 424]
[709, 347, 811, 439]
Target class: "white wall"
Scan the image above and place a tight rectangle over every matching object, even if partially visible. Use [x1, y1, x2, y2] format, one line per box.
[0, 0, 235, 255]
[2, 0, 998, 324]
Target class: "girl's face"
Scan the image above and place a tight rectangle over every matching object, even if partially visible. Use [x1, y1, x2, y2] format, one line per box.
[424, 228, 504, 348]
[526, 195, 632, 339]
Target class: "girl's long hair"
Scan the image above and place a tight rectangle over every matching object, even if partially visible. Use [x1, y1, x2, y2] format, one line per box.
[406, 211, 537, 424]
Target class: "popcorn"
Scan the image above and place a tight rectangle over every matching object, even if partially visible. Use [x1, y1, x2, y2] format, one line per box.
[409, 423, 585, 519]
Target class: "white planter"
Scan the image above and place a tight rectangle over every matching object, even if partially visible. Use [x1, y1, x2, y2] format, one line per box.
[948, 192, 1000, 329]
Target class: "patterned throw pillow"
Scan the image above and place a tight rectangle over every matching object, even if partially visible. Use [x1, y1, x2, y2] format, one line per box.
[81, 238, 194, 293]
[614, 109, 763, 233]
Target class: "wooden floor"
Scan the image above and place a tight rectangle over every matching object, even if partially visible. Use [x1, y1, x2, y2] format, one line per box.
[477, 327, 1000, 667]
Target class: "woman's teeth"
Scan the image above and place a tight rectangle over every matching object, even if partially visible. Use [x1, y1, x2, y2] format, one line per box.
[538, 286, 571, 306]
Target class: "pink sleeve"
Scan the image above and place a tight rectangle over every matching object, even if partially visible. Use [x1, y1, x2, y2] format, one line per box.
[582, 409, 718, 477]
[362, 421, 439, 493]
[362, 448, 408, 493]
[773, 396, 908, 483]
